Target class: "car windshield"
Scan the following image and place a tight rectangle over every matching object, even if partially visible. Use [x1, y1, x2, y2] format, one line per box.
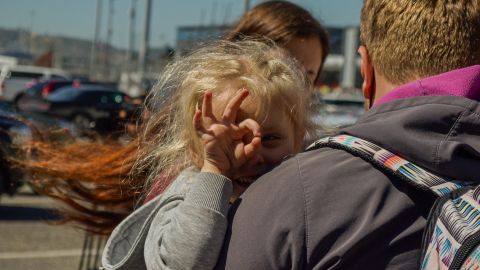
[30, 82, 46, 91]
[47, 87, 80, 101]
[78, 91, 125, 105]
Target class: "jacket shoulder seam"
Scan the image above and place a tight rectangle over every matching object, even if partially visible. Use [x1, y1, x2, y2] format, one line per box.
[295, 155, 310, 267]
[434, 100, 475, 165]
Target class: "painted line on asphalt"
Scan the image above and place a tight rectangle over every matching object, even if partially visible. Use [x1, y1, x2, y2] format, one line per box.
[0, 249, 99, 259]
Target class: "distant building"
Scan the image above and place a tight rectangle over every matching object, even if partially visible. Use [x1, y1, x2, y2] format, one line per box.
[320, 26, 361, 90]
[55, 54, 90, 77]
[176, 25, 231, 56]
[175, 25, 361, 90]
[326, 27, 358, 55]
[1, 51, 34, 65]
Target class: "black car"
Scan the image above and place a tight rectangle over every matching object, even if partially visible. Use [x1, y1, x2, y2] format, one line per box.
[0, 101, 79, 198]
[16, 79, 100, 105]
[18, 85, 134, 133]
[0, 111, 29, 196]
[21, 79, 77, 99]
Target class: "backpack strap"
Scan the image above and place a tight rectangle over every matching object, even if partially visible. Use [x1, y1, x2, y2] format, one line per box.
[306, 134, 472, 196]
[307, 134, 480, 269]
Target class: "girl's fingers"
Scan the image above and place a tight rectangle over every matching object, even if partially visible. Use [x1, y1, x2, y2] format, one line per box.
[222, 88, 249, 123]
[238, 118, 261, 138]
[193, 110, 207, 134]
[202, 91, 216, 121]
[237, 118, 261, 158]
[244, 136, 261, 158]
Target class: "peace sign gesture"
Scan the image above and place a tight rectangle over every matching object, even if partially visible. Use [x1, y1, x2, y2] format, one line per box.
[194, 88, 261, 179]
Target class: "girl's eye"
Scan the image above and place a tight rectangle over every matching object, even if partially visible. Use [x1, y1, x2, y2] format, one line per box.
[262, 134, 281, 142]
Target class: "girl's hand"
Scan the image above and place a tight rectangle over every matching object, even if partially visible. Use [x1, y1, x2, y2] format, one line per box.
[194, 89, 261, 178]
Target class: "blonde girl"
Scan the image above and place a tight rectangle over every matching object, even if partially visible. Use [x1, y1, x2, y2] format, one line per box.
[97, 40, 315, 269]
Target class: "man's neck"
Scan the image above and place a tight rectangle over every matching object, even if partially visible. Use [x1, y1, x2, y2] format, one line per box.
[372, 71, 400, 104]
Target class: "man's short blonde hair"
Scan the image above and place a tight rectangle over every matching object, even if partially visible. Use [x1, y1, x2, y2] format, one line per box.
[361, 0, 480, 85]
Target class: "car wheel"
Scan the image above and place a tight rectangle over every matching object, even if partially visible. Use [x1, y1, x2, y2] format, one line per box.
[13, 93, 25, 109]
[0, 165, 5, 196]
[0, 162, 12, 196]
[72, 114, 96, 131]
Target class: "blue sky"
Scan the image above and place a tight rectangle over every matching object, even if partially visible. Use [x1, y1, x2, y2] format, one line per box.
[0, 0, 362, 49]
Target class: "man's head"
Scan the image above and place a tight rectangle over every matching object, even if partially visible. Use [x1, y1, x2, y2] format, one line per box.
[359, 0, 480, 106]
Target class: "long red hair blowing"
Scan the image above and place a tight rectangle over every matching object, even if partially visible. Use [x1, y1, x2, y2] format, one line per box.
[23, 136, 142, 235]
[21, 100, 186, 235]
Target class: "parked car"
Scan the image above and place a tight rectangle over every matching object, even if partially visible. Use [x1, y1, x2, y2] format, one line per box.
[0, 65, 71, 103]
[20, 79, 79, 99]
[0, 107, 30, 197]
[312, 89, 365, 130]
[16, 79, 98, 107]
[0, 100, 80, 198]
[18, 85, 135, 133]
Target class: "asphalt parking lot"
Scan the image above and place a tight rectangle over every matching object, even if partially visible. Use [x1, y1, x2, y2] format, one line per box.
[0, 186, 106, 270]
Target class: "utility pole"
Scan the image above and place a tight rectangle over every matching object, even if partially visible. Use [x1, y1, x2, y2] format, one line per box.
[90, 0, 102, 79]
[244, 0, 250, 14]
[104, 0, 115, 80]
[29, 10, 35, 54]
[210, 2, 217, 26]
[126, 0, 137, 94]
[341, 26, 359, 89]
[223, 2, 233, 25]
[138, 0, 152, 76]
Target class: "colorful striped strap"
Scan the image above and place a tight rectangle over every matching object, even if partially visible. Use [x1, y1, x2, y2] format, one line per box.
[307, 135, 472, 196]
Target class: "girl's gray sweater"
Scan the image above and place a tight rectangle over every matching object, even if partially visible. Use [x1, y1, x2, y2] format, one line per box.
[101, 167, 233, 270]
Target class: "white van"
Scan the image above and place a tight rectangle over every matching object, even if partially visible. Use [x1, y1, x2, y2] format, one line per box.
[0, 65, 71, 102]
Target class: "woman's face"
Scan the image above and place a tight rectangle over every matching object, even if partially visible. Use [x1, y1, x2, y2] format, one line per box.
[284, 36, 323, 84]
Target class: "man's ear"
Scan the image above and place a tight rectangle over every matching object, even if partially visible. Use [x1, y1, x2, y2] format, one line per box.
[358, 46, 375, 109]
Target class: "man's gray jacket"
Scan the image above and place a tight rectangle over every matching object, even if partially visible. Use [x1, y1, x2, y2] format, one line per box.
[216, 95, 480, 269]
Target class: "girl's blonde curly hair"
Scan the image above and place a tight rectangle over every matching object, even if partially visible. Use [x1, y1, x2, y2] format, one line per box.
[136, 39, 315, 195]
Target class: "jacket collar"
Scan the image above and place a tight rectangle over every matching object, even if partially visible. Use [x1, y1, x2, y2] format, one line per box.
[375, 65, 480, 106]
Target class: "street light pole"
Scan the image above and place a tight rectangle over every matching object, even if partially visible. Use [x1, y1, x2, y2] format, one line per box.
[126, 0, 137, 67]
[244, 0, 250, 13]
[90, 0, 102, 79]
[138, 0, 151, 76]
[126, 0, 137, 94]
[105, 0, 115, 80]
[29, 10, 35, 54]
[341, 26, 359, 90]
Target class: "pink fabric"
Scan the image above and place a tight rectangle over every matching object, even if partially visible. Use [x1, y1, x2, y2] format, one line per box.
[144, 176, 171, 203]
[375, 65, 480, 106]
[143, 164, 183, 204]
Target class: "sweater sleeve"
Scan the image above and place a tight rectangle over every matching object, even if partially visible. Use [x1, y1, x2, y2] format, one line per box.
[144, 172, 233, 270]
